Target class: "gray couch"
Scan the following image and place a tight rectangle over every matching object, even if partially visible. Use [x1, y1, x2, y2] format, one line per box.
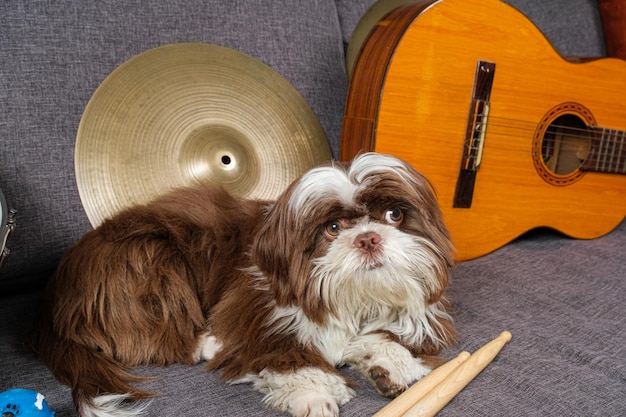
[1, 0, 624, 416]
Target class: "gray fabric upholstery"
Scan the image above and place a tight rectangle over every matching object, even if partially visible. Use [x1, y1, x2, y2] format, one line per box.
[1, 0, 625, 416]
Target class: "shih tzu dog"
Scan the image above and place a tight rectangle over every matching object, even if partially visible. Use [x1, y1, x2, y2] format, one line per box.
[29, 152, 456, 417]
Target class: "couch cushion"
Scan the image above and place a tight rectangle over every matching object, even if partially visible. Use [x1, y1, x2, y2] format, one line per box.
[0, 0, 347, 290]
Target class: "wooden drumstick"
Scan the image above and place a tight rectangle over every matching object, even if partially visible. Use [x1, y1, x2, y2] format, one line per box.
[402, 331, 512, 417]
[372, 351, 471, 417]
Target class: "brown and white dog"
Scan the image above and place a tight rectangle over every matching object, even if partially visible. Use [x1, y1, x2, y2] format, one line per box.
[29, 152, 457, 417]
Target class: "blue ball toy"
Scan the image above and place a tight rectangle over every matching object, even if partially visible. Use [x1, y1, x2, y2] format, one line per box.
[0, 389, 55, 416]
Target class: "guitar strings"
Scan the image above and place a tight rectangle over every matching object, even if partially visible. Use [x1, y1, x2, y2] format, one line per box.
[476, 114, 626, 154]
[480, 114, 599, 137]
[460, 114, 626, 167]
[483, 114, 626, 139]
[464, 114, 585, 156]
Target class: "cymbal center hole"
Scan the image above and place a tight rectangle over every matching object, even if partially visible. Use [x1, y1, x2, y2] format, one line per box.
[221, 155, 232, 165]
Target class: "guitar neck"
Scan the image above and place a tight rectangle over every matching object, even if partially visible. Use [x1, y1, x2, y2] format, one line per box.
[582, 127, 626, 174]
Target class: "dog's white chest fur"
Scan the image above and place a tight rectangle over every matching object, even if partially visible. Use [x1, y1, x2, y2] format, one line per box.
[269, 295, 451, 366]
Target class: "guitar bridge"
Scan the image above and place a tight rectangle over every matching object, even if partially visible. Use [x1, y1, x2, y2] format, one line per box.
[454, 60, 496, 208]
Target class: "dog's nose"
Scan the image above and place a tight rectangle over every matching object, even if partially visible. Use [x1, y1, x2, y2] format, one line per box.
[355, 232, 381, 253]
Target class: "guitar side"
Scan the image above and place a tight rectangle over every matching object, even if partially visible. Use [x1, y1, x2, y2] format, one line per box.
[342, 0, 626, 260]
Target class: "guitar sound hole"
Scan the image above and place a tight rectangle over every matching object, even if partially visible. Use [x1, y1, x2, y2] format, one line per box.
[541, 114, 591, 175]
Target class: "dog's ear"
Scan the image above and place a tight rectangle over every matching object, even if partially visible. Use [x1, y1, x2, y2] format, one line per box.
[397, 159, 455, 264]
[400, 160, 455, 303]
[251, 192, 297, 307]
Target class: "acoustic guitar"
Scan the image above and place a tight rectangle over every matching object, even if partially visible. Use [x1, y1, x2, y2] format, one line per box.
[341, 0, 626, 261]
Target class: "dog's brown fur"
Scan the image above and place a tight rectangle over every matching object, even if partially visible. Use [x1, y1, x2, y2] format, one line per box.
[29, 185, 274, 410]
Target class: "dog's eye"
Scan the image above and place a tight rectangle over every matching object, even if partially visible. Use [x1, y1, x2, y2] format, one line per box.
[323, 221, 343, 240]
[384, 208, 403, 225]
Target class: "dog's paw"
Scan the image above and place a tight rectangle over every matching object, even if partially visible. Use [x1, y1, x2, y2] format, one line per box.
[365, 354, 431, 398]
[345, 334, 432, 398]
[290, 391, 339, 417]
[251, 367, 354, 417]
[368, 363, 407, 398]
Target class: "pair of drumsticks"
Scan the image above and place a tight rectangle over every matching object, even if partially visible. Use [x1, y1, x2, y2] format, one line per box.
[373, 331, 512, 417]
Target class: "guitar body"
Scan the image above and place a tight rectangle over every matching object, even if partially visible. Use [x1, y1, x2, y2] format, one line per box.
[342, 0, 626, 260]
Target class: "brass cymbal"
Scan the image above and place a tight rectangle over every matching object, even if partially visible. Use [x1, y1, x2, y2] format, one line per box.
[76, 43, 331, 227]
[346, 0, 414, 77]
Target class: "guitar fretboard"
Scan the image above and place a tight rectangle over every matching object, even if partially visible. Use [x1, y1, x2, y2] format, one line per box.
[582, 127, 626, 174]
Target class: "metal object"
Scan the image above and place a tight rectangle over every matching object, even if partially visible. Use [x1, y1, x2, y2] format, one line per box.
[75, 43, 331, 227]
[0, 188, 16, 269]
